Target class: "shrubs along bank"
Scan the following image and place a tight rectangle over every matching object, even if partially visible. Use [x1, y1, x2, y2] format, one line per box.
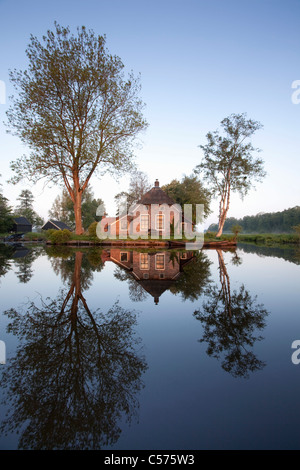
[2, 227, 299, 247]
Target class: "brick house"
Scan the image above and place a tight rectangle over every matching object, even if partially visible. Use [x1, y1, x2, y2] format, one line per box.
[102, 248, 195, 304]
[99, 179, 193, 239]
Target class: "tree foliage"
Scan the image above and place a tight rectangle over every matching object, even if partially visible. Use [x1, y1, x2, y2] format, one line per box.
[49, 186, 105, 230]
[0, 194, 14, 233]
[195, 113, 265, 237]
[162, 174, 211, 223]
[114, 170, 151, 215]
[7, 22, 148, 234]
[0, 175, 14, 233]
[14, 189, 44, 227]
[208, 206, 300, 234]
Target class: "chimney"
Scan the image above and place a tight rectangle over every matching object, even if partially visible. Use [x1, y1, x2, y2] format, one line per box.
[154, 179, 159, 188]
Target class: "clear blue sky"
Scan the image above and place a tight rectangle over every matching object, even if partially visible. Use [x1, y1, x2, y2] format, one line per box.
[0, 0, 299, 227]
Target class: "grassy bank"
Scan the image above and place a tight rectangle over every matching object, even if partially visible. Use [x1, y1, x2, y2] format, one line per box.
[2, 230, 299, 247]
[205, 231, 300, 246]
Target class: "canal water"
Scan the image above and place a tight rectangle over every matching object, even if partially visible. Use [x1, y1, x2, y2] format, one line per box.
[0, 242, 300, 450]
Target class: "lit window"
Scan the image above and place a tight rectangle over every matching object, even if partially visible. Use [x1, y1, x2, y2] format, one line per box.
[140, 214, 149, 231]
[140, 253, 149, 270]
[156, 214, 164, 230]
[155, 254, 165, 270]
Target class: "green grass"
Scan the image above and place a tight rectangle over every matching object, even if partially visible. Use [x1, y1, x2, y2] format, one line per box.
[204, 231, 300, 246]
[237, 233, 299, 245]
[3, 230, 299, 247]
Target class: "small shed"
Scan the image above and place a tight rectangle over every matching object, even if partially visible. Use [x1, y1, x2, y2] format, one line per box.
[42, 219, 72, 231]
[13, 217, 32, 233]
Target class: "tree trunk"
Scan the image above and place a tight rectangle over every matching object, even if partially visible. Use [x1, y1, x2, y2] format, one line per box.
[71, 251, 83, 318]
[217, 249, 231, 316]
[216, 176, 231, 238]
[73, 180, 84, 235]
[216, 209, 228, 237]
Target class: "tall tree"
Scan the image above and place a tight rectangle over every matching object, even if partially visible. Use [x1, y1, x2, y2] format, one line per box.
[49, 186, 105, 230]
[162, 174, 211, 223]
[114, 170, 151, 215]
[0, 194, 14, 233]
[7, 22, 148, 234]
[0, 175, 14, 233]
[194, 113, 266, 237]
[15, 189, 43, 227]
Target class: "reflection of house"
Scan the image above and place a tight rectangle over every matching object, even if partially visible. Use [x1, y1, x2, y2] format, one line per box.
[99, 180, 193, 238]
[12, 246, 30, 258]
[13, 217, 32, 233]
[42, 219, 72, 231]
[103, 248, 194, 304]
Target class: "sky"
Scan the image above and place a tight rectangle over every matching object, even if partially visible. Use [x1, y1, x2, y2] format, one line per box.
[0, 0, 299, 228]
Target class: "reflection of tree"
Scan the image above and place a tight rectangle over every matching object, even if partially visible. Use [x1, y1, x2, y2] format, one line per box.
[293, 247, 300, 264]
[0, 244, 14, 280]
[239, 242, 300, 266]
[194, 249, 268, 378]
[1, 251, 147, 449]
[230, 250, 243, 266]
[0, 245, 43, 284]
[46, 246, 104, 290]
[13, 246, 43, 283]
[114, 266, 148, 302]
[170, 251, 212, 301]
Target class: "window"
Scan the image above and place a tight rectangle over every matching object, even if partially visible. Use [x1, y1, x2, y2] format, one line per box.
[159, 273, 165, 279]
[120, 252, 128, 262]
[180, 252, 187, 259]
[143, 273, 149, 279]
[156, 214, 165, 230]
[120, 218, 127, 230]
[140, 214, 149, 231]
[155, 254, 165, 270]
[140, 253, 149, 270]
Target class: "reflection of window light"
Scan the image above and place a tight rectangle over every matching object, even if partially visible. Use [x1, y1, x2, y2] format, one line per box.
[140, 214, 149, 231]
[140, 253, 149, 269]
[120, 252, 128, 262]
[0, 340, 5, 364]
[156, 214, 164, 230]
[155, 254, 165, 270]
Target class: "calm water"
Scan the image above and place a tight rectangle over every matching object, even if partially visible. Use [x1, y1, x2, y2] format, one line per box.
[0, 242, 300, 450]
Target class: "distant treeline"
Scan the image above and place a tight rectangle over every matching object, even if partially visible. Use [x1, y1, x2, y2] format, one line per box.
[207, 206, 300, 233]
